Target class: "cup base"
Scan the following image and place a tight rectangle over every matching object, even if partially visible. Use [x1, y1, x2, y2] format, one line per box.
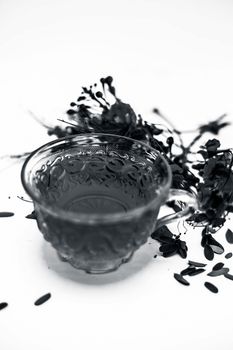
[57, 250, 134, 274]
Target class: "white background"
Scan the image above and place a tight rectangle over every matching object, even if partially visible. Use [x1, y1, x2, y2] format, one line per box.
[0, 0, 233, 349]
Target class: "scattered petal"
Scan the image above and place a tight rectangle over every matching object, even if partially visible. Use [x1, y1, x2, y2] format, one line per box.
[157, 236, 175, 244]
[34, 293, 51, 306]
[177, 246, 187, 259]
[226, 229, 233, 244]
[163, 250, 177, 258]
[0, 302, 8, 311]
[204, 245, 214, 261]
[151, 225, 173, 240]
[26, 211, 37, 220]
[224, 273, 233, 281]
[174, 273, 190, 286]
[159, 243, 177, 253]
[207, 268, 229, 277]
[181, 267, 196, 276]
[204, 282, 218, 294]
[208, 236, 224, 254]
[213, 262, 224, 271]
[0, 212, 14, 217]
[188, 268, 205, 276]
[188, 260, 207, 268]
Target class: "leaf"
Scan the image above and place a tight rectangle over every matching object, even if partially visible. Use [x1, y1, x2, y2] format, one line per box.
[174, 273, 190, 286]
[226, 229, 233, 244]
[204, 245, 214, 261]
[204, 282, 218, 293]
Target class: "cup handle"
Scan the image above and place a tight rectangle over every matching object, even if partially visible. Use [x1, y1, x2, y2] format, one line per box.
[156, 189, 198, 229]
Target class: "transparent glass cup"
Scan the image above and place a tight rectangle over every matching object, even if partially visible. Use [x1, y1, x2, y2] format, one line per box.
[21, 133, 198, 274]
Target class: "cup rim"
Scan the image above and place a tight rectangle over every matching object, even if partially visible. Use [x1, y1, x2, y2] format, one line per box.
[21, 133, 172, 224]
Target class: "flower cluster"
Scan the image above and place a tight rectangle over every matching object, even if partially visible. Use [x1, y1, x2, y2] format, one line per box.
[46, 76, 233, 260]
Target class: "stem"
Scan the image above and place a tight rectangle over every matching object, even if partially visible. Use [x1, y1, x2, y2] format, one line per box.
[153, 109, 185, 151]
[0, 152, 31, 160]
[57, 119, 78, 128]
[180, 129, 199, 133]
[28, 110, 52, 129]
[186, 133, 203, 150]
[217, 113, 227, 121]
[17, 196, 33, 203]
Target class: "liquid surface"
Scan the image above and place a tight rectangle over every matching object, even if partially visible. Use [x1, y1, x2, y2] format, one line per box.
[34, 151, 165, 215]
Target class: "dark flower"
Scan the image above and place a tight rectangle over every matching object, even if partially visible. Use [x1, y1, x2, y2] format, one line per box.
[205, 139, 220, 155]
[152, 226, 188, 259]
[199, 114, 230, 135]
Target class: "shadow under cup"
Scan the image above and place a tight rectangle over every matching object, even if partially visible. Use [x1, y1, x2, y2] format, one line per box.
[21, 134, 172, 274]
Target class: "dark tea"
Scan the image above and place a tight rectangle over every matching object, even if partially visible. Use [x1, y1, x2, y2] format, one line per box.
[35, 151, 164, 216]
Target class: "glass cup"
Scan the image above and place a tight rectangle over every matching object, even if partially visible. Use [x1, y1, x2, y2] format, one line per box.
[21, 133, 198, 274]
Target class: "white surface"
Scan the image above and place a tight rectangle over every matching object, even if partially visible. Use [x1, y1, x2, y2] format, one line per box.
[0, 0, 233, 349]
